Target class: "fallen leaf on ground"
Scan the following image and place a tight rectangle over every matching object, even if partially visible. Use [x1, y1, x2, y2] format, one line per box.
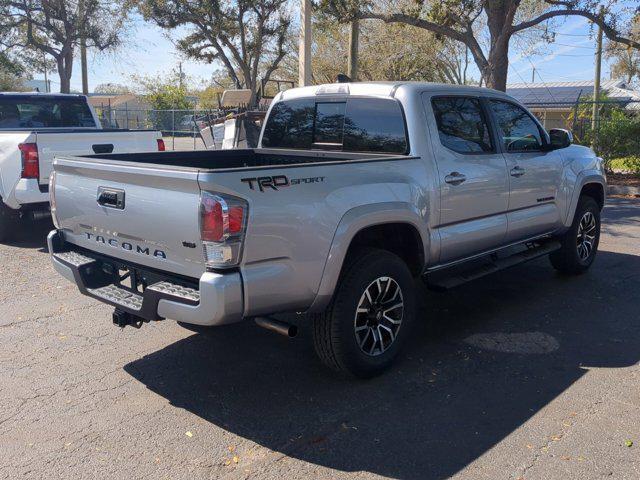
[185, 431, 193, 438]
[625, 440, 633, 448]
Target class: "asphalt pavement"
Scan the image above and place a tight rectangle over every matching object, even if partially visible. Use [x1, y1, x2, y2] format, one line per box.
[1, 197, 639, 480]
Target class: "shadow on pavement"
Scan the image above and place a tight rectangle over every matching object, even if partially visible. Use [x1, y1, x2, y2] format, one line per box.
[124, 246, 640, 479]
[3, 219, 53, 251]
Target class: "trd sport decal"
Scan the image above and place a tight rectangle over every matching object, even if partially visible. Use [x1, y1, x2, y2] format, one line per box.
[241, 175, 325, 192]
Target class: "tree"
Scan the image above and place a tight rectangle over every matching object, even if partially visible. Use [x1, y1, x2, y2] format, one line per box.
[606, 15, 640, 84]
[137, 0, 291, 107]
[94, 83, 132, 94]
[278, 14, 475, 85]
[1, 0, 130, 93]
[132, 69, 195, 111]
[321, 0, 640, 91]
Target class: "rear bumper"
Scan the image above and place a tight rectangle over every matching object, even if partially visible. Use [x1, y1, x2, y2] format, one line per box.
[48, 230, 244, 326]
[2, 178, 49, 210]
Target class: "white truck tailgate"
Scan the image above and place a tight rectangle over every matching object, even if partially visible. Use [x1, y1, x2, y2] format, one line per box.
[36, 130, 160, 185]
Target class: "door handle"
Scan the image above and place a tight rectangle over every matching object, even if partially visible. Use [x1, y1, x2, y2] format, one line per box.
[444, 172, 467, 185]
[510, 166, 526, 177]
[92, 143, 114, 154]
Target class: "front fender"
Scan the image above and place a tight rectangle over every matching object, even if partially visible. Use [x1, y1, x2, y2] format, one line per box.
[563, 170, 606, 227]
[307, 202, 428, 313]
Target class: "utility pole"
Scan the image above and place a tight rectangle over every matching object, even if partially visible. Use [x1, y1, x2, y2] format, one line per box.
[79, 0, 89, 94]
[42, 52, 49, 93]
[298, 0, 312, 87]
[178, 62, 184, 89]
[531, 67, 535, 83]
[591, 5, 604, 149]
[347, 19, 359, 81]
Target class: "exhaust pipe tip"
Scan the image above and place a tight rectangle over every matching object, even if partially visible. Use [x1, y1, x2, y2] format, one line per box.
[254, 317, 297, 338]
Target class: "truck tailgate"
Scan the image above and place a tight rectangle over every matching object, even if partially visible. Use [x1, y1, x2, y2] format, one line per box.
[53, 157, 205, 278]
[36, 130, 159, 185]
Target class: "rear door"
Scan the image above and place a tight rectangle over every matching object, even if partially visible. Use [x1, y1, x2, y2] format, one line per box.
[487, 99, 564, 242]
[424, 94, 509, 263]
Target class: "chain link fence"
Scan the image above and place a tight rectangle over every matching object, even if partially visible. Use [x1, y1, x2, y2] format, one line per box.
[94, 107, 221, 151]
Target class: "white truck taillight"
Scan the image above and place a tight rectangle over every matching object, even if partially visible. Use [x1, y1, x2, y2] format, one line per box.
[49, 171, 60, 228]
[199, 191, 248, 269]
[19, 143, 39, 179]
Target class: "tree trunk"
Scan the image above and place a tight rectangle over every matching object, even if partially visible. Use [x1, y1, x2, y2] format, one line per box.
[57, 48, 74, 93]
[484, 47, 509, 91]
[483, 0, 515, 91]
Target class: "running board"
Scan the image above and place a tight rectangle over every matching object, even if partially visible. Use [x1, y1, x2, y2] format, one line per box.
[424, 241, 561, 291]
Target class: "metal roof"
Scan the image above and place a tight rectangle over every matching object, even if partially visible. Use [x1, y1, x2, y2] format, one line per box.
[506, 80, 640, 107]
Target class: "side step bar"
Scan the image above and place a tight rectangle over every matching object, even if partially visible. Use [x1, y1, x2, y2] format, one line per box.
[425, 241, 561, 291]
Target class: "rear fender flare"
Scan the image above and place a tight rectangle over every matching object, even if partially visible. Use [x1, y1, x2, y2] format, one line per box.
[307, 202, 428, 313]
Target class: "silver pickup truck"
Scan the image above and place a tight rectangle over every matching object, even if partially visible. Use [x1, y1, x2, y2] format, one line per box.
[48, 82, 606, 377]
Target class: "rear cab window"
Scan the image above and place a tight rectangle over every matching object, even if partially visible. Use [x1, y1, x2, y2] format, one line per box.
[0, 95, 97, 129]
[431, 96, 494, 154]
[261, 97, 408, 154]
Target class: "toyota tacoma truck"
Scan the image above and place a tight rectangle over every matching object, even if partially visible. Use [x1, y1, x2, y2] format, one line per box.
[47, 82, 606, 377]
[0, 92, 164, 241]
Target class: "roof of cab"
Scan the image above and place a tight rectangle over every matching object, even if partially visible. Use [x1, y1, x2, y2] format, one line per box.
[0, 92, 86, 97]
[277, 81, 514, 102]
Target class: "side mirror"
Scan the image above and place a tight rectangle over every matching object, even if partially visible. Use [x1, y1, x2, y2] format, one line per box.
[548, 128, 573, 149]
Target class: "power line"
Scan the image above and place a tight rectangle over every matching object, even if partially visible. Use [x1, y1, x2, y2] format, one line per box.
[527, 58, 558, 103]
[536, 30, 592, 37]
[512, 68, 544, 103]
[552, 42, 595, 49]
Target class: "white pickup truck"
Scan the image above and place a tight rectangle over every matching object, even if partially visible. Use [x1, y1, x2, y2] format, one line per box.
[0, 92, 163, 241]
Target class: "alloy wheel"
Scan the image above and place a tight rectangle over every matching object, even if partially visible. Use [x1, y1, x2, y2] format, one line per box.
[576, 211, 597, 261]
[354, 276, 404, 356]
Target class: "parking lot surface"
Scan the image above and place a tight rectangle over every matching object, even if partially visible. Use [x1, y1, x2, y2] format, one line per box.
[1, 197, 639, 480]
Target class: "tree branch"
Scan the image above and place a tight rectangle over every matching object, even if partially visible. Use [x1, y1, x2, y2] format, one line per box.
[513, 8, 640, 50]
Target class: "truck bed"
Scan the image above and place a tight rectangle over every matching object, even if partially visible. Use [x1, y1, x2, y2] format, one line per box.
[75, 148, 401, 171]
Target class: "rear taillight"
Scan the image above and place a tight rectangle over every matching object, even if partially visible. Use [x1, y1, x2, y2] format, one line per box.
[157, 138, 166, 151]
[19, 143, 39, 179]
[200, 192, 248, 269]
[49, 171, 60, 228]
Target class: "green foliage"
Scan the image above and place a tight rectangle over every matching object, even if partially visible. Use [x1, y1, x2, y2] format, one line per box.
[574, 107, 640, 168]
[198, 86, 224, 110]
[0, 71, 27, 92]
[132, 70, 195, 131]
[610, 156, 640, 173]
[133, 71, 194, 111]
[94, 83, 132, 94]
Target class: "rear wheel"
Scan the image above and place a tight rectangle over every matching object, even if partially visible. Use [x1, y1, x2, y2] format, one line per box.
[549, 196, 600, 275]
[311, 248, 416, 378]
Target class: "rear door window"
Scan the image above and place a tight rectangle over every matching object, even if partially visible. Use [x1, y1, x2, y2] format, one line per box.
[431, 96, 494, 153]
[262, 97, 408, 153]
[0, 96, 96, 129]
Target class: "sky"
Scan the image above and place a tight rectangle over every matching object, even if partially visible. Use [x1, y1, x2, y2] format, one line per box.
[33, 13, 616, 93]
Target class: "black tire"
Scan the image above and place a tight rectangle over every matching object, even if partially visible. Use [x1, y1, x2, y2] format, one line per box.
[549, 196, 600, 275]
[311, 248, 416, 378]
